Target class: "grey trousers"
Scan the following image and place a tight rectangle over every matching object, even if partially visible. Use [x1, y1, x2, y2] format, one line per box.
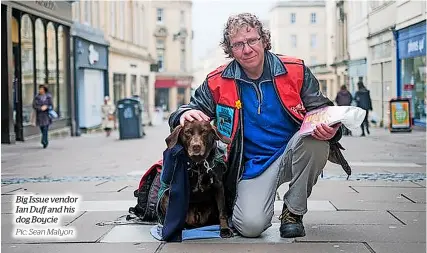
[231, 132, 329, 237]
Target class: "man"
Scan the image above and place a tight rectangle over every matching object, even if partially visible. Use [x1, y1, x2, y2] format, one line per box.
[335, 85, 353, 136]
[165, 13, 349, 239]
[355, 81, 373, 136]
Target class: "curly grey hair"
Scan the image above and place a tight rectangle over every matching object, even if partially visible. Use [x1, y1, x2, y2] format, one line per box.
[220, 13, 271, 58]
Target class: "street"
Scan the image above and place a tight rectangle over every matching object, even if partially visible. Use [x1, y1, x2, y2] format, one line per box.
[1, 122, 426, 253]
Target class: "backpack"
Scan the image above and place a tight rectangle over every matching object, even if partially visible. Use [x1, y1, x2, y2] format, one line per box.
[127, 159, 163, 222]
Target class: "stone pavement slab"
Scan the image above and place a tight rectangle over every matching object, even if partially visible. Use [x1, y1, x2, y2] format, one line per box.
[367, 242, 427, 253]
[272, 211, 401, 225]
[1, 243, 161, 253]
[160, 242, 371, 253]
[388, 211, 426, 227]
[296, 223, 425, 243]
[329, 199, 426, 211]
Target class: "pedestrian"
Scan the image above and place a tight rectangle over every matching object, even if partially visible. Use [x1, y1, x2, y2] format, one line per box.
[101, 96, 116, 137]
[335, 85, 353, 136]
[354, 81, 373, 136]
[160, 12, 350, 241]
[32, 84, 53, 149]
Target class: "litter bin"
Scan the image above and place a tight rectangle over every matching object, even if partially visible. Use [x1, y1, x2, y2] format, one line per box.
[117, 98, 144, 140]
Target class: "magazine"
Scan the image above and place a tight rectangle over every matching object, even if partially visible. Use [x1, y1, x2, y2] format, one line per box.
[299, 106, 366, 137]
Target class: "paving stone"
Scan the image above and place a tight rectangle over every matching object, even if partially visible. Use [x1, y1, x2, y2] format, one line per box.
[1, 243, 160, 253]
[296, 223, 425, 243]
[412, 180, 426, 187]
[273, 200, 336, 212]
[271, 211, 401, 225]
[11, 182, 102, 194]
[76, 191, 134, 201]
[329, 199, 426, 211]
[367, 242, 427, 253]
[79, 200, 136, 212]
[1, 185, 23, 194]
[93, 181, 138, 192]
[388, 211, 426, 227]
[352, 187, 426, 203]
[161, 242, 371, 253]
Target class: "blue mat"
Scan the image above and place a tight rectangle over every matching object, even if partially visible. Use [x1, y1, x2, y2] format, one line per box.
[150, 224, 221, 241]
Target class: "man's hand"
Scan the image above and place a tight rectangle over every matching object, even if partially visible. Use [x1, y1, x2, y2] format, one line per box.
[180, 109, 210, 126]
[41, 105, 48, 111]
[312, 123, 341, 141]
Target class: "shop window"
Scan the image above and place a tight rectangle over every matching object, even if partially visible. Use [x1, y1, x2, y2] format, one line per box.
[155, 88, 169, 111]
[58, 26, 69, 118]
[113, 74, 126, 105]
[20, 14, 34, 125]
[47, 22, 57, 112]
[35, 19, 45, 86]
[177, 88, 186, 107]
[401, 56, 426, 124]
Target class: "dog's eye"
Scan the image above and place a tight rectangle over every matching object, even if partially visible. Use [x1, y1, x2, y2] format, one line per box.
[184, 129, 193, 135]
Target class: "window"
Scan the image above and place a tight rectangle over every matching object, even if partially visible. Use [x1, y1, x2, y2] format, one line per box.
[156, 39, 165, 72]
[180, 10, 185, 27]
[310, 34, 317, 48]
[58, 26, 69, 118]
[47, 22, 57, 112]
[84, 0, 91, 25]
[35, 19, 45, 86]
[131, 75, 137, 95]
[110, 2, 116, 36]
[113, 74, 126, 105]
[20, 14, 34, 125]
[180, 40, 186, 72]
[290, 13, 296, 24]
[157, 8, 163, 23]
[119, 2, 125, 39]
[155, 88, 169, 111]
[291, 35, 297, 48]
[139, 75, 149, 112]
[311, 13, 317, 24]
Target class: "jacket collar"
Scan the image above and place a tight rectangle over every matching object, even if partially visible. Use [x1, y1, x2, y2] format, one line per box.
[221, 51, 288, 80]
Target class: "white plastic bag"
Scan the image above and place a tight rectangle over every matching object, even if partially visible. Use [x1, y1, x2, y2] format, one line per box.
[299, 106, 367, 137]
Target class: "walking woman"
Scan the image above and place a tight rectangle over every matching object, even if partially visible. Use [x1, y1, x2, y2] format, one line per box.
[355, 81, 373, 136]
[33, 84, 53, 148]
[101, 96, 116, 137]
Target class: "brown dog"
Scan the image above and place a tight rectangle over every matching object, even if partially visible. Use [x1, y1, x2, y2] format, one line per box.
[160, 120, 234, 238]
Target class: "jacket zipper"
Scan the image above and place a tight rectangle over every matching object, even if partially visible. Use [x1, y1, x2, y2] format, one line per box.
[272, 78, 302, 126]
[236, 78, 267, 115]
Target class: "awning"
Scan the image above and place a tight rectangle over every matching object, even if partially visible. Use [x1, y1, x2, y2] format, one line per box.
[155, 79, 192, 88]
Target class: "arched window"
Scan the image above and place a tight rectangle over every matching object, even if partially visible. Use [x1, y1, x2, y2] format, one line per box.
[35, 18, 45, 85]
[47, 22, 57, 110]
[58, 26, 68, 118]
[20, 14, 34, 125]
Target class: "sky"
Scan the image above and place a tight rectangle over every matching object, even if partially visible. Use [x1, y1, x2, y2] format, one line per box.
[191, 0, 278, 64]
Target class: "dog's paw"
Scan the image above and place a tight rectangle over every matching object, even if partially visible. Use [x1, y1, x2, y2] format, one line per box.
[220, 227, 234, 238]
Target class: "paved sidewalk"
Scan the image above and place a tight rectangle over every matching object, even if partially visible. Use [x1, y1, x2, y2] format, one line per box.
[1, 122, 426, 253]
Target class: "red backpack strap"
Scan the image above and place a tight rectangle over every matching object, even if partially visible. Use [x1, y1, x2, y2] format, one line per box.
[139, 159, 163, 189]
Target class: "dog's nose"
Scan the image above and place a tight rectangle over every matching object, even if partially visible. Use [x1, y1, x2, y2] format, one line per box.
[192, 144, 201, 153]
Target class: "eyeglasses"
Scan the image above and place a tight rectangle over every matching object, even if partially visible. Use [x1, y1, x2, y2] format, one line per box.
[231, 37, 261, 51]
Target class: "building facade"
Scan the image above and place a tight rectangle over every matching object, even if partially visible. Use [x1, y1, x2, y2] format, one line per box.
[71, 22, 109, 135]
[1, 1, 73, 144]
[395, 1, 426, 127]
[269, 1, 327, 66]
[347, 1, 369, 95]
[73, 0, 156, 125]
[146, 1, 193, 115]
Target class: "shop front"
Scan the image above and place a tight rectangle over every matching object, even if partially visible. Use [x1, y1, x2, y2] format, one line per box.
[348, 58, 367, 95]
[155, 76, 192, 115]
[71, 22, 109, 135]
[1, 1, 73, 143]
[396, 21, 426, 127]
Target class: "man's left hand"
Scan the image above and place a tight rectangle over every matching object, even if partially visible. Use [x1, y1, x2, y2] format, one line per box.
[312, 123, 341, 141]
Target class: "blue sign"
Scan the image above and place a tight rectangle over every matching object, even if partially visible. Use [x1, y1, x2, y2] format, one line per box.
[398, 21, 426, 59]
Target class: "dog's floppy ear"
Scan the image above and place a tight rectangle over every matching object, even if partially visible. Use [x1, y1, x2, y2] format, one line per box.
[212, 125, 231, 144]
[165, 125, 183, 149]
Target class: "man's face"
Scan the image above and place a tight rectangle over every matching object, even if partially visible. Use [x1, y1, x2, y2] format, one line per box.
[229, 26, 265, 72]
